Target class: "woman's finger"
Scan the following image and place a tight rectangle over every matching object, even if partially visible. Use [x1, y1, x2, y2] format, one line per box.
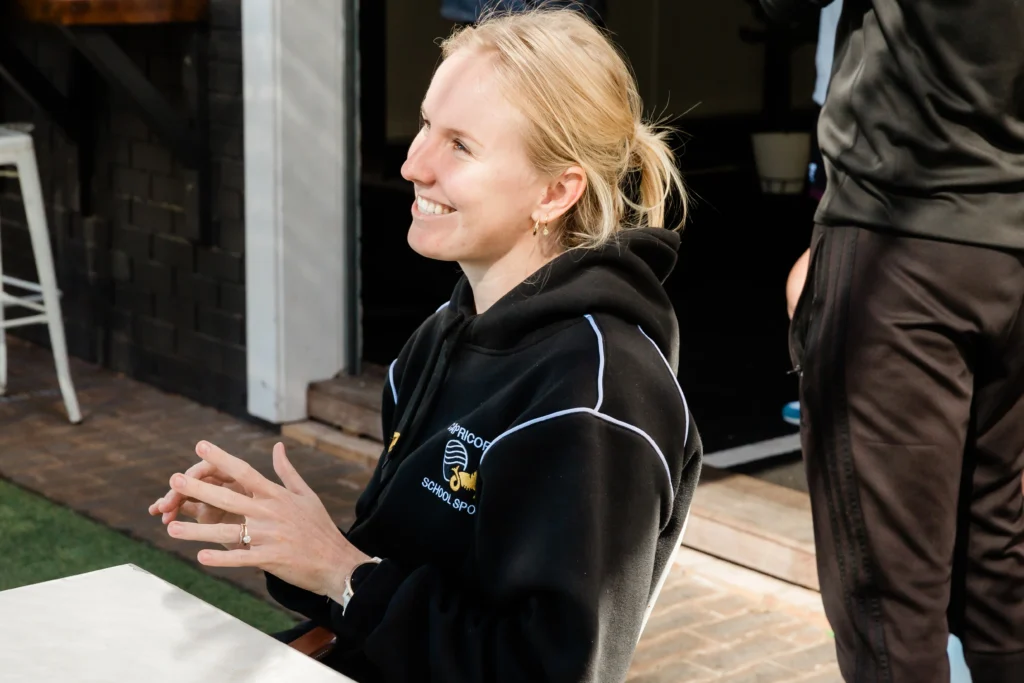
[169, 473, 261, 518]
[161, 507, 180, 524]
[194, 441, 277, 499]
[197, 547, 266, 568]
[178, 501, 203, 520]
[272, 442, 315, 496]
[168, 521, 248, 546]
[158, 461, 218, 513]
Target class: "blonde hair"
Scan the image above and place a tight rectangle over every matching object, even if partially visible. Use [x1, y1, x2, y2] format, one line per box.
[440, 6, 687, 250]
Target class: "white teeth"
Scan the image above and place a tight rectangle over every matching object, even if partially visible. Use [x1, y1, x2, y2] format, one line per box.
[417, 196, 453, 215]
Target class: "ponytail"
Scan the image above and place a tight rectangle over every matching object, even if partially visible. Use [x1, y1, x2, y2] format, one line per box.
[629, 121, 688, 232]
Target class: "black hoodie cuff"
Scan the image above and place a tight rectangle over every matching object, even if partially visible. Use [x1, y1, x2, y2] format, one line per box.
[329, 558, 406, 643]
[265, 571, 332, 625]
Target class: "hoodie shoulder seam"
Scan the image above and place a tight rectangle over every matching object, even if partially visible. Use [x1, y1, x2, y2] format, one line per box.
[479, 407, 673, 487]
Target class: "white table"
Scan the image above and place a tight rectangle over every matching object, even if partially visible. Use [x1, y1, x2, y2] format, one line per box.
[0, 564, 354, 682]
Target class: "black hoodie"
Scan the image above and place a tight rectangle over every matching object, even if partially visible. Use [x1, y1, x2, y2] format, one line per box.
[763, 0, 1024, 249]
[266, 228, 702, 683]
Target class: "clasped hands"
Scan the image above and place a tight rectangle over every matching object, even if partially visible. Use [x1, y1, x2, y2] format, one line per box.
[148, 440, 370, 602]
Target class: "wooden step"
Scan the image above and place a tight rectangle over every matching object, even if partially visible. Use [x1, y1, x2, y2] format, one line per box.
[684, 467, 818, 591]
[281, 420, 384, 469]
[298, 367, 819, 591]
[307, 364, 388, 442]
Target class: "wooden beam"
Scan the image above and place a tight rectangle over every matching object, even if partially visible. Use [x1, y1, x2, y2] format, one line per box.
[683, 467, 819, 590]
[15, 0, 208, 25]
[307, 365, 387, 442]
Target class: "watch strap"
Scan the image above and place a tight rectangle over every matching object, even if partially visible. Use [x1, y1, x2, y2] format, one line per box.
[341, 557, 382, 615]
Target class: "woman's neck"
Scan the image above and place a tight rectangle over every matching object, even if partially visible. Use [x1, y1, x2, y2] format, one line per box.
[461, 240, 562, 314]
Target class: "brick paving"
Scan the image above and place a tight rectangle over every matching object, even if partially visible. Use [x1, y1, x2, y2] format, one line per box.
[0, 336, 841, 681]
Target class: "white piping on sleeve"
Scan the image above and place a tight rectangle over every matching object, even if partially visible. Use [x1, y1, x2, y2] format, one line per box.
[387, 359, 398, 404]
[584, 314, 605, 411]
[637, 326, 690, 447]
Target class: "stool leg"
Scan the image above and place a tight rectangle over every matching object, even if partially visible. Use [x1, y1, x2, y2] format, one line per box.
[16, 149, 82, 424]
[0, 230, 6, 396]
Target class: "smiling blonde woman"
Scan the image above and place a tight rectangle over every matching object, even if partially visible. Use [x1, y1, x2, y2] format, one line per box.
[151, 8, 701, 682]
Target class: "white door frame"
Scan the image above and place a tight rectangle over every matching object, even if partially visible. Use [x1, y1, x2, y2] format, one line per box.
[241, 0, 358, 423]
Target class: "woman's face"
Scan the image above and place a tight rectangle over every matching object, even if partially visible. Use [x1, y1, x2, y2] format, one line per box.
[401, 48, 551, 269]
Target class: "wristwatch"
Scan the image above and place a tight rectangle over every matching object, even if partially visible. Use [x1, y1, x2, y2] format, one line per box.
[341, 557, 382, 615]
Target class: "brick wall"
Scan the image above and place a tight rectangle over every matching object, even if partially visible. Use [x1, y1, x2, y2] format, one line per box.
[0, 1, 248, 414]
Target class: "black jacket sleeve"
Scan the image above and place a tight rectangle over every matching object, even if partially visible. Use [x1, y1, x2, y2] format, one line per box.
[760, 0, 836, 23]
[273, 411, 677, 683]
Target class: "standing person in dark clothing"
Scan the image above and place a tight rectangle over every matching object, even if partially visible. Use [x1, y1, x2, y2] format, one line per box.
[763, 0, 1024, 681]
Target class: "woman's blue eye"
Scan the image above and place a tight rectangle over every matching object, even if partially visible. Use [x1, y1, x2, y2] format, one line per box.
[453, 139, 468, 153]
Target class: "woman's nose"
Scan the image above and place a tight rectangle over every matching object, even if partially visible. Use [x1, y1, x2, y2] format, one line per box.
[401, 135, 435, 186]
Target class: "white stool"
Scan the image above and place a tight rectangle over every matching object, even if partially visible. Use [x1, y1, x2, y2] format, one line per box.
[0, 126, 81, 424]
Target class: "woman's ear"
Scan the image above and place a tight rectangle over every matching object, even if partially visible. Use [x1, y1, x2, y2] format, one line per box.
[535, 166, 587, 224]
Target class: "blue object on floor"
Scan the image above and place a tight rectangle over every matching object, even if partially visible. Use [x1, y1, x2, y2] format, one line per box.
[782, 401, 801, 426]
[949, 634, 972, 682]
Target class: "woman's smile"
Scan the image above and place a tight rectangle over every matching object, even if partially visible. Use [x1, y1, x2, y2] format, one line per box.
[413, 194, 457, 219]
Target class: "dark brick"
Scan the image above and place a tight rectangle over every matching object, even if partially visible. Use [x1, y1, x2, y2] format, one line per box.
[222, 342, 246, 380]
[83, 217, 112, 248]
[132, 141, 173, 174]
[134, 315, 175, 354]
[147, 55, 181, 89]
[132, 201, 177, 234]
[115, 140, 132, 165]
[109, 334, 139, 375]
[219, 282, 245, 315]
[198, 248, 242, 283]
[210, 62, 241, 96]
[178, 330, 224, 373]
[203, 372, 246, 412]
[114, 283, 153, 315]
[218, 219, 244, 253]
[210, 93, 242, 126]
[85, 245, 113, 281]
[0, 31, 255, 416]
[173, 210, 200, 242]
[152, 235, 194, 270]
[134, 260, 173, 294]
[151, 175, 185, 208]
[217, 188, 242, 220]
[113, 224, 151, 260]
[210, 124, 242, 160]
[219, 159, 244, 191]
[198, 307, 243, 344]
[112, 197, 133, 227]
[176, 271, 218, 304]
[109, 308, 133, 335]
[210, 0, 241, 29]
[153, 353, 204, 394]
[111, 251, 132, 281]
[155, 293, 196, 330]
[209, 29, 242, 63]
[109, 109, 149, 141]
[112, 166, 151, 199]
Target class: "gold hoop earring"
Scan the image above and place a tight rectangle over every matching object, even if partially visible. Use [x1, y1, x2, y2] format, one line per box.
[533, 220, 539, 236]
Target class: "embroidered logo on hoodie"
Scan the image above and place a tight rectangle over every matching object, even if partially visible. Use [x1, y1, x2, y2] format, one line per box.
[420, 422, 486, 515]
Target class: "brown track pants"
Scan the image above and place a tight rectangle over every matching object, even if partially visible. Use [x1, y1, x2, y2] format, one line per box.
[790, 225, 1024, 682]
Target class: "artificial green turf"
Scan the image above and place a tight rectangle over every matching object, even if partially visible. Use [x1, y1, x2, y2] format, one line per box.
[0, 479, 297, 633]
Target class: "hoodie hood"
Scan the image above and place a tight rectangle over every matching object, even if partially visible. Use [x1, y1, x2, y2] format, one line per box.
[446, 227, 681, 363]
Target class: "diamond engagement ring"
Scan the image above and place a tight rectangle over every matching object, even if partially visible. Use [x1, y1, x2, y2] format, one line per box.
[239, 522, 251, 546]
